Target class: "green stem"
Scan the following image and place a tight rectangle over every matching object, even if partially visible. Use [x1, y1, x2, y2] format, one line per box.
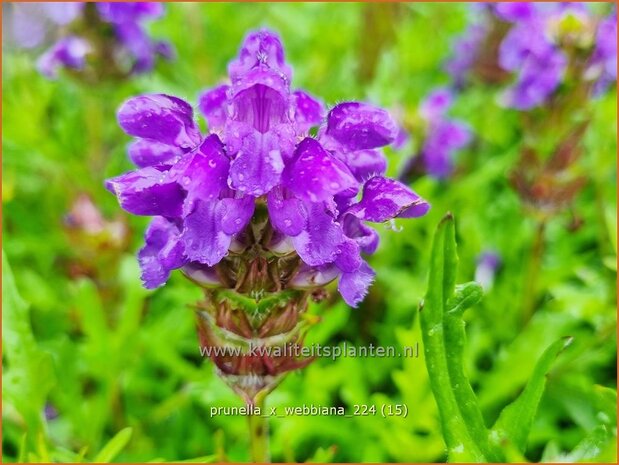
[522, 218, 547, 324]
[248, 395, 269, 463]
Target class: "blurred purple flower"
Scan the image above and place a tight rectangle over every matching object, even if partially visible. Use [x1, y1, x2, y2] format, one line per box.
[475, 250, 501, 290]
[37, 36, 90, 78]
[5, 3, 83, 49]
[494, 2, 538, 22]
[419, 88, 472, 179]
[498, 16, 567, 109]
[8, 2, 173, 78]
[44, 403, 59, 421]
[106, 30, 429, 307]
[444, 23, 487, 86]
[588, 13, 617, 94]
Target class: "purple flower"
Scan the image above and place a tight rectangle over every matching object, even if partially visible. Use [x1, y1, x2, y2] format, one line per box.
[498, 16, 568, 109]
[588, 13, 617, 94]
[10, 2, 173, 79]
[4, 3, 83, 49]
[494, 3, 608, 109]
[494, 2, 538, 22]
[475, 250, 501, 290]
[107, 30, 429, 307]
[36, 36, 91, 79]
[444, 23, 487, 86]
[418, 88, 472, 179]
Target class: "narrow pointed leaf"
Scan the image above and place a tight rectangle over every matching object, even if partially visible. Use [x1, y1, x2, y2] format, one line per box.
[420, 214, 497, 462]
[93, 427, 133, 463]
[491, 337, 573, 453]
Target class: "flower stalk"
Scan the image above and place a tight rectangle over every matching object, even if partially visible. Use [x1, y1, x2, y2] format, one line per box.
[248, 393, 270, 463]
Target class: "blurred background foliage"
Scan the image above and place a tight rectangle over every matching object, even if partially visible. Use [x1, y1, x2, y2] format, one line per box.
[2, 2, 616, 463]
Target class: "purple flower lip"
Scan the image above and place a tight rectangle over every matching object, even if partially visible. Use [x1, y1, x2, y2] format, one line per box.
[106, 29, 430, 307]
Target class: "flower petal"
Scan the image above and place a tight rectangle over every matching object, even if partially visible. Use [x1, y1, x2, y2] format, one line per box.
[291, 202, 344, 266]
[228, 29, 292, 81]
[218, 196, 255, 235]
[338, 261, 375, 307]
[182, 200, 231, 266]
[168, 135, 229, 213]
[229, 83, 289, 133]
[340, 149, 387, 182]
[117, 94, 202, 149]
[283, 138, 357, 203]
[334, 238, 362, 273]
[289, 263, 340, 288]
[198, 85, 230, 131]
[326, 102, 397, 150]
[228, 130, 284, 196]
[346, 176, 430, 222]
[267, 187, 307, 236]
[138, 217, 185, 288]
[105, 167, 185, 217]
[342, 215, 380, 254]
[292, 90, 324, 133]
[181, 262, 222, 287]
[128, 139, 182, 168]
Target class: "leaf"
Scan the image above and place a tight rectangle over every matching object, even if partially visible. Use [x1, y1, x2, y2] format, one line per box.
[592, 385, 617, 427]
[74, 277, 109, 345]
[564, 425, 614, 462]
[491, 337, 573, 453]
[93, 427, 133, 463]
[2, 251, 56, 441]
[419, 214, 500, 462]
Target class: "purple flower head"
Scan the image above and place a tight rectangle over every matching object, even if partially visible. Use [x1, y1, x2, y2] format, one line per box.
[494, 2, 608, 108]
[498, 16, 568, 109]
[11, 2, 173, 79]
[418, 88, 472, 179]
[106, 30, 429, 307]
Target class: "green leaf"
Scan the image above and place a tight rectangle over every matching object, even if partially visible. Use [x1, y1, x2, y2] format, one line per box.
[93, 427, 133, 463]
[491, 337, 573, 453]
[2, 251, 56, 441]
[565, 425, 615, 462]
[593, 385, 617, 427]
[74, 277, 109, 345]
[420, 214, 500, 462]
